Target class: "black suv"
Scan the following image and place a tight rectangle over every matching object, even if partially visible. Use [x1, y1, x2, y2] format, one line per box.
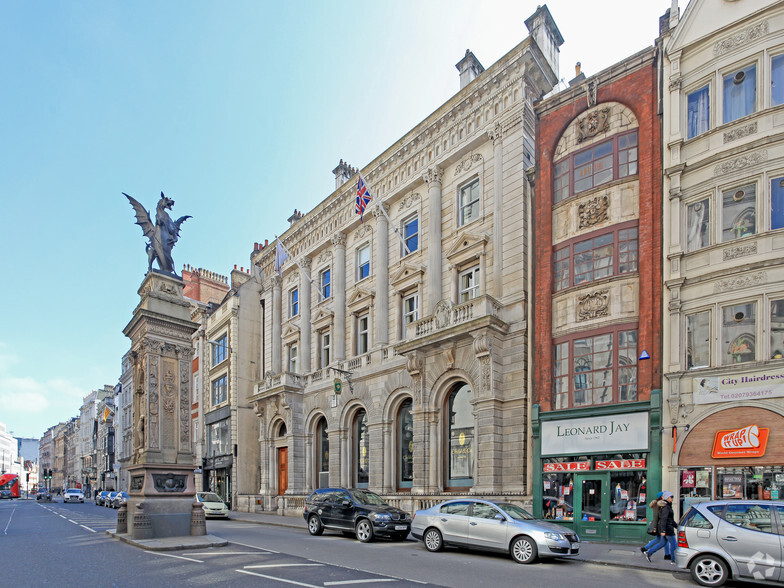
[303, 488, 411, 542]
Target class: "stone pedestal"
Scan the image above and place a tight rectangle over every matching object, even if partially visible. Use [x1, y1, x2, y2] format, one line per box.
[122, 270, 202, 541]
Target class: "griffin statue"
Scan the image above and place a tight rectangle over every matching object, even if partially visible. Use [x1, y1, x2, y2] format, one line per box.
[124, 192, 191, 275]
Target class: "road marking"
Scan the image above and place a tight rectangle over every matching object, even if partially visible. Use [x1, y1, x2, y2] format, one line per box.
[229, 540, 279, 553]
[324, 581, 397, 586]
[244, 564, 324, 569]
[80, 525, 96, 532]
[150, 552, 204, 563]
[68, 519, 77, 524]
[3, 507, 15, 535]
[183, 552, 262, 556]
[237, 569, 320, 587]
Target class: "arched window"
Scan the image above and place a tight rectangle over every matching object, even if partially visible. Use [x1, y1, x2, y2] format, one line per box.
[316, 418, 329, 489]
[446, 383, 474, 488]
[397, 399, 413, 489]
[277, 422, 287, 437]
[354, 409, 369, 488]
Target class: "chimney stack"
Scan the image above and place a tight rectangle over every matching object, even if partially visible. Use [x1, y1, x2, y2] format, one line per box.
[455, 49, 484, 90]
[333, 159, 356, 190]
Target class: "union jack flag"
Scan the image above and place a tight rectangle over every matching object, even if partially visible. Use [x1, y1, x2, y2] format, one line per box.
[355, 174, 373, 221]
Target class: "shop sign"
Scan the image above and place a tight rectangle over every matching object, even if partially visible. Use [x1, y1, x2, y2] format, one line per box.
[541, 412, 648, 456]
[693, 368, 784, 405]
[710, 424, 770, 459]
[595, 459, 646, 470]
[543, 461, 590, 472]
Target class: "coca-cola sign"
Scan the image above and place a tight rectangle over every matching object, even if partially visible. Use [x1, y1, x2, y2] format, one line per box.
[711, 424, 770, 458]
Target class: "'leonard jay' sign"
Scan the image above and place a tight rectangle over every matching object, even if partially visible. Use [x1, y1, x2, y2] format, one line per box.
[541, 412, 649, 456]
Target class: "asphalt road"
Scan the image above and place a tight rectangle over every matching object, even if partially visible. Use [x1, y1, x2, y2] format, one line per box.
[0, 499, 721, 587]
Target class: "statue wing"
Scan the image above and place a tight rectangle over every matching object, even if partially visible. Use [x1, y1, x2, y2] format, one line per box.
[172, 215, 192, 240]
[123, 193, 155, 240]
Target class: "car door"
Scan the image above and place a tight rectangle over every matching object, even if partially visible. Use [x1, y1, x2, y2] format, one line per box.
[436, 501, 472, 546]
[468, 502, 508, 550]
[714, 503, 782, 582]
[331, 490, 356, 530]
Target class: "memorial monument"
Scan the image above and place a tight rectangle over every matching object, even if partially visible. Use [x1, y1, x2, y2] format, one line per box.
[117, 192, 224, 548]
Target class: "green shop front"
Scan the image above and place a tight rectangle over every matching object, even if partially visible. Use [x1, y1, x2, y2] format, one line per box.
[532, 395, 662, 543]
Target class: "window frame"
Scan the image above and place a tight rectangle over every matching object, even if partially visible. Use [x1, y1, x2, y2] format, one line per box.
[457, 177, 480, 227]
[402, 291, 419, 338]
[211, 334, 228, 367]
[401, 213, 419, 256]
[288, 344, 298, 373]
[552, 325, 639, 410]
[772, 53, 784, 107]
[686, 310, 712, 369]
[687, 83, 711, 139]
[553, 130, 639, 204]
[356, 313, 369, 355]
[354, 409, 369, 488]
[771, 175, 784, 231]
[721, 301, 757, 365]
[356, 243, 371, 282]
[289, 288, 299, 318]
[397, 399, 413, 490]
[445, 383, 474, 489]
[319, 330, 331, 369]
[319, 268, 331, 300]
[458, 265, 480, 303]
[686, 197, 711, 252]
[211, 374, 228, 407]
[722, 62, 757, 124]
[316, 417, 329, 488]
[721, 182, 757, 243]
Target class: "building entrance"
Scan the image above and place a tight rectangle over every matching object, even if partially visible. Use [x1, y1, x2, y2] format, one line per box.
[574, 474, 609, 541]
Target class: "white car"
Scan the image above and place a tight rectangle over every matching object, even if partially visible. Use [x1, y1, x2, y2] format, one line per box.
[63, 488, 84, 503]
[195, 492, 229, 518]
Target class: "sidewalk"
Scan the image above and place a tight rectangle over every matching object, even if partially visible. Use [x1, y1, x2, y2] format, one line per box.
[226, 510, 679, 573]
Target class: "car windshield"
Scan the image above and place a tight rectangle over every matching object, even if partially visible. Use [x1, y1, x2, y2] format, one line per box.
[496, 503, 536, 521]
[199, 493, 223, 502]
[67, 489, 80, 494]
[350, 490, 386, 506]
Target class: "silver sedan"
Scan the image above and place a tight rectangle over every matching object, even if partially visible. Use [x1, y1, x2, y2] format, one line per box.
[411, 498, 579, 564]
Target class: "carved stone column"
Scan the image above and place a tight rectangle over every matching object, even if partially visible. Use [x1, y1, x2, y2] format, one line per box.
[271, 275, 283, 374]
[373, 204, 389, 345]
[300, 257, 312, 372]
[332, 232, 347, 361]
[423, 167, 443, 315]
[488, 123, 504, 299]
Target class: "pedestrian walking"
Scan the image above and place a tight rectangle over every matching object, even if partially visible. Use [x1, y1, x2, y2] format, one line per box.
[642, 491, 676, 562]
[640, 491, 667, 559]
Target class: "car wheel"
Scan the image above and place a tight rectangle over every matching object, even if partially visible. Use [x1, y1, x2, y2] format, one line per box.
[355, 519, 374, 543]
[510, 535, 538, 564]
[307, 515, 323, 536]
[690, 555, 729, 587]
[423, 528, 443, 552]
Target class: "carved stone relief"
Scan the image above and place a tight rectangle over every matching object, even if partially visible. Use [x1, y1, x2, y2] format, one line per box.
[149, 355, 159, 449]
[577, 290, 610, 321]
[578, 194, 610, 229]
[714, 20, 769, 56]
[714, 150, 767, 176]
[354, 222, 372, 241]
[454, 154, 483, 176]
[433, 299, 453, 329]
[576, 107, 609, 142]
[723, 122, 757, 144]
[714, 271, 766, 293]
[316, 250, 333, 265]
[162, 366, 176, 413]
[399, 193, 421, 212]
[723, 242, 757, 261]
[422, 167, 443, 186]
[179, 359, 190, 449]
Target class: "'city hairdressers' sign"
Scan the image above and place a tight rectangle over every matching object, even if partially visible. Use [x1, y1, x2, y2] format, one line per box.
[541, 412, 649, 456]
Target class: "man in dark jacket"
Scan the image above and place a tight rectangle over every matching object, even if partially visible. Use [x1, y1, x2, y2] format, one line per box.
[644, 491, 676, 562]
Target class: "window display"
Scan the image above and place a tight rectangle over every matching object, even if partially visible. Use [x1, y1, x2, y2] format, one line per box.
[542, 472, 574, 520]
[609, 470, 647, 521]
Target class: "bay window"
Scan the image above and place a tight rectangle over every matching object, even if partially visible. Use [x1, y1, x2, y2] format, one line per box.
[722, 302, 756, 365]
[723, 64, 756, 123]
[721, 184, 756, 242]
[553, 226, 638, 291]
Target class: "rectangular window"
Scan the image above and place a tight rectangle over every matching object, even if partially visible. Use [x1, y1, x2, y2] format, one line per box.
[772, 176, 784, 231]
[402, 293, 418, 338]
[458, 266, 480, 302]
[289, 288, 299, 318]
[723, 64, 756, 123]
[771, 299, 784, 359]
[554, 226, 638, 292]
[320, 268, 331, 300]
[618, 228, 639, 274]
[206, 419, 230, 457]
[721, 184, 756, 242]
[617, 132, 638, 178]
[687, 85, 710, 138]
[687, 199, 711, 251]
[211, 335, 228, 366]
[288, 345, 297, 373]
[458, 179, 480, 226]
[574, 140, 613, 193]
[574, 233, 613, 285]
[618, 330, 638, 402]
[573, 333, 613, 406]
[553, 248, 569, 291]
[356, 244, 370, 281]
[319, 331, 331, 368]
[773, 55, 784, 106]
[687, 311, 711, 369]
[722, 302, 756, 365]
[357, 314, 369, 354]
[553, 342, 569, 410]
[211, 375, 227, 406]
[402, 215, 419, 255]
[554, 160, 570, 204]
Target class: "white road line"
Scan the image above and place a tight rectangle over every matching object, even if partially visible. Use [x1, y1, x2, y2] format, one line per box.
[80, 525, 96, 532]
[68, 519, 77, 524]
[183, 552, 262, 556]
[323, 581, 397, 586]
[236, 569, 320, 587]
[3, 507, 15, 535]
[243, 564, 324, 569]
[228, 540, 279, 553]
[150, 552, 204, 563]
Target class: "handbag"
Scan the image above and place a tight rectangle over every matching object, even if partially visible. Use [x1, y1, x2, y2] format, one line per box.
[646, 519, 657, 536]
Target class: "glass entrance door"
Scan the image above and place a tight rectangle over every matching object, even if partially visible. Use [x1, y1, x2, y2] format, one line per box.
[575, 474, 609, 541]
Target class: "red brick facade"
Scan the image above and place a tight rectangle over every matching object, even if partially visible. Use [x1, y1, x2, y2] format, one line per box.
[533, 53, 662, 412]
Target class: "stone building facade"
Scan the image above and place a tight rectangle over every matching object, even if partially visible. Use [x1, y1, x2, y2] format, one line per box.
[661, 0, 784, 512]
[241, 6, 563, 513]
[532, 45, 663, 544]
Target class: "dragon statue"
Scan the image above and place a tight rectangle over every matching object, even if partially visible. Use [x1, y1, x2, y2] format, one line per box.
[124, 192, 191, 275]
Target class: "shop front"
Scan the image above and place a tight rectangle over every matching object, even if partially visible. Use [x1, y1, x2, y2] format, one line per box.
[676, 406, 784, 516]
[532, 395, 662, 543]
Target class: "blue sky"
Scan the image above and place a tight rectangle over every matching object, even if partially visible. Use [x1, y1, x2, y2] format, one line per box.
[0, 0, 668, 438]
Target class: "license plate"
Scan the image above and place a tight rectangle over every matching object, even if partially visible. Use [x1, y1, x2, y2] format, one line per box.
[395, 525, 408, 531]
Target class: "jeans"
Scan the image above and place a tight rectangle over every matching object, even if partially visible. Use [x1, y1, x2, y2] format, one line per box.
[647, 534, 673, 556]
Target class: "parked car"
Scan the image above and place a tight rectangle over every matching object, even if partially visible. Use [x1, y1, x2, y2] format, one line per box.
[63, 488, 84, 503]
[95, 490, 110, 506]
[0, 490, 13, 500]
[195, 492, 229, 519]
[675, 500, 784, 587]
[411, 498, 580, 564]
[36, 490, 50, 501]
[303, 488, 411, 542]
[104, 491, 118, 507]
[113, 492, 129, 509]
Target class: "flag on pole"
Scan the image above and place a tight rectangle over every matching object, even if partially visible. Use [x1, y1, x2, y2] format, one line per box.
[274, 240, 289, 276]
[102, 406, 113, 422]
[356, 174, 373, 221]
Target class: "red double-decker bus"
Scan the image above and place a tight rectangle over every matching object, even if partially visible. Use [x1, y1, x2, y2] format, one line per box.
[0, 473, 20, 497]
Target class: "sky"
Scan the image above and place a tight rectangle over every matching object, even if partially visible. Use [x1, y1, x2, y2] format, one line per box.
[0, 0, 671, 439]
